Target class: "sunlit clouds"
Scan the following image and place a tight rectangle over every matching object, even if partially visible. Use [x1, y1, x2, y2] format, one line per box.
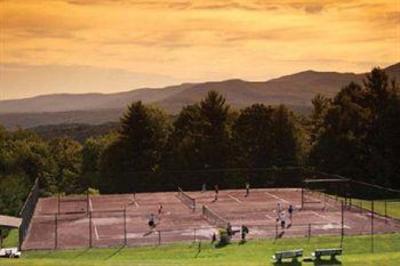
[0, 0, 399, 99]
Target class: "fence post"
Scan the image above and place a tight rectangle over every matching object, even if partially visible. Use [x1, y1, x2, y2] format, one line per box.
[384, 200, 388, 223]
[158, 230, 161, 245]
[54, 214, 58, 250]
[0, 229, 3, 249]
[301, 188, 304, 209]
[275, 223, 278, 239]
[58, 194, 61, 214]
[89, 211, 92, 248]
[124, 208, 127, 246]
[308, 224, 311, 241]
[193, 228, 197, 242]
[86, 190, 90, 215]
[371, 200, 374, 253]
[340, 200, 344, 248]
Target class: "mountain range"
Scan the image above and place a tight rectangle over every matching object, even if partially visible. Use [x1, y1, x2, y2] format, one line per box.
[1, 63, 399, 129]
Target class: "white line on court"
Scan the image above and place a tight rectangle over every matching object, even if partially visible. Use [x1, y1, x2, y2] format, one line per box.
[311, 210, 329, 221]
[228, 194, 242, 204]
[265, 192, 290, 204]
[92, 219, 100, 240]
[355, 213, 368, 220]
[131, 193, 140, 207]
[89, 197, 93, 212]
[265, 214, 273, 220]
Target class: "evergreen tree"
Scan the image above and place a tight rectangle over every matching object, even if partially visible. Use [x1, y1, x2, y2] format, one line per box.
[99, 101, 170, 192]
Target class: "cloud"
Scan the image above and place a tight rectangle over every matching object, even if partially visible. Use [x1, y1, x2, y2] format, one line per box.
[385, 11, 400, 24]
[1, 7, 87, 39]
[1, 0, 398, 96]
[222, 27, 317, 42]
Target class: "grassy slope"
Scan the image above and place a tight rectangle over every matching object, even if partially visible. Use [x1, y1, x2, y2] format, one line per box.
[313, 192, 400, 219]
[3, 229, 18, 248]
[350, 199, 400, 219]
[1, 234, 400, 266]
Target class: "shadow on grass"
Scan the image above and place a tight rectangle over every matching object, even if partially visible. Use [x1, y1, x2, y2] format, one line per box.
[73, 248, 90, 259]
[104, 245, 125, 261]
[313, 258, 342, 266]
[272, 259, 302, 266]
[214, 242, 230, 249]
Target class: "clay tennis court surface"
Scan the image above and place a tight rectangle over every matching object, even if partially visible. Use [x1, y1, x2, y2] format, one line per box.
[22, 188, 400, 250]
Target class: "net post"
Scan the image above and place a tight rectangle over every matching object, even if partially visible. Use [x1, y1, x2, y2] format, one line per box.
[124, 208, 127, 246]
[54, 213, 58, 250]
[371, 200, 374, 253]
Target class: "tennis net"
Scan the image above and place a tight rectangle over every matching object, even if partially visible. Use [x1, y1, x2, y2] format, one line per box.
[177, 187, 196, 211]
[202, 205, 228, 227]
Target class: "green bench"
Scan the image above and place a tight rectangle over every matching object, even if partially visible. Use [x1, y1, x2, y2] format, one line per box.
[272, 249, 303, 263]
[312, 248, 342, 260]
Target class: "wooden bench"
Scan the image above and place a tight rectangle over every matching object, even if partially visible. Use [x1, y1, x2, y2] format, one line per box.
[312, 248, 342, 260]
[0, 248, 21, 258]
[272, 249, 303, 263]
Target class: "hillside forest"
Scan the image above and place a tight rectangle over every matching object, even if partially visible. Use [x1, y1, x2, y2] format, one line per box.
[0, 67, 399, 218]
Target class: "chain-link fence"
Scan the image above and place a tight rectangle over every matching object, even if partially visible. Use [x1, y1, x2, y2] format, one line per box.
[19, 178, 40, 249]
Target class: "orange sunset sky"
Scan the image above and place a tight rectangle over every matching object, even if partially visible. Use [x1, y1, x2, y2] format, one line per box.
[0, 0, 399, 100]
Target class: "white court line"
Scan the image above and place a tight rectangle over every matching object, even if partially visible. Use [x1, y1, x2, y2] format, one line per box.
[88, 197, 93, 212]
[92, 219, 100, 240]
[132, 194, 140, 207]
[355, 213, 368, 220]
[310, 210, 329, 221]
[265, 214, 273, 220]
[89, 197, 100, 240]
[265, 192, 290, 204]
[228, 194, 242, 204]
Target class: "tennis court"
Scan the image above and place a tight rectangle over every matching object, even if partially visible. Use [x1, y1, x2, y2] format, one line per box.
[21, 188, 400, 250]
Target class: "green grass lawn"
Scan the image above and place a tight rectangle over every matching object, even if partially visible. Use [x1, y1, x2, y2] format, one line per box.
[2, 229, 18, 248]
[314, 192, 400, 219]
[350, 199, 400, 219]
[1, 233, 400, 266]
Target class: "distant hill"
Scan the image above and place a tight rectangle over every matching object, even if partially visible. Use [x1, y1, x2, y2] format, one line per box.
[1, 63, 398, 129]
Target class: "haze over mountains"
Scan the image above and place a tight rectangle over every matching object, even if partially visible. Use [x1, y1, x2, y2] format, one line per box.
[1, 63, 399, 129]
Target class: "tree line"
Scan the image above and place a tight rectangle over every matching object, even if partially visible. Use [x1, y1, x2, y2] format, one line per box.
[0, 67, 399, 216]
